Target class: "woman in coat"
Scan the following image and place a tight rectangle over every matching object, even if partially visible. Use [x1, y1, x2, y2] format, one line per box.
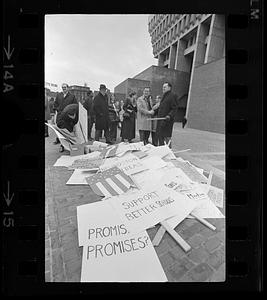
[121, 92, 137, 142]
[45, 91, 51, 137]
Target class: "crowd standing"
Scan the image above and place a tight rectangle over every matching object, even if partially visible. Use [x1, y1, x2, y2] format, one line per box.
[46, 81, 180, 150]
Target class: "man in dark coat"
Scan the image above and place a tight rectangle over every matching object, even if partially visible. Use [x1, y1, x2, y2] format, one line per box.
[156, 82, 178, 147]
[53, 83, 78, 144]
[93, 84, 112, 144]
[83, 89, 95, 140]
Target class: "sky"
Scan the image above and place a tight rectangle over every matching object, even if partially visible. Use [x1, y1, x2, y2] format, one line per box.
[45, 14, 157, 92]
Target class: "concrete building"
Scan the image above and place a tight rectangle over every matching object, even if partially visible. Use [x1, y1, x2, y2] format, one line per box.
[114, 14, 225, 133]
[148, 14, 225, 133]
[69, 85, 91, 103]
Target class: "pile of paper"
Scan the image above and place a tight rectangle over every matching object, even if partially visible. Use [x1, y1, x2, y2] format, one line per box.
[53, 141, 224, 281]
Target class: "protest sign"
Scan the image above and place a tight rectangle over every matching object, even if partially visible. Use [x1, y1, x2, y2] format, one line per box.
[69, 157, 104, 170]
[201, 184, 224, 208]
[45, 123, 71, 151]
[144, 145, 176, 160]
[100, 153, 148, 175]
[78, 102, 88, 143]
[116, 153, 148, 175]
[53, 151, 101, 167]
[86, 166, 136, 197]
[100, 144, 120, 158]
[141, 156, 167, 171]
[66, 169, 96, 185]
[157, 169, 224, 225]
[170, 159, 208, 183]
[77, 201, 167, 282]
[107, 185, 197, 234]
[115, 142, 144, 156]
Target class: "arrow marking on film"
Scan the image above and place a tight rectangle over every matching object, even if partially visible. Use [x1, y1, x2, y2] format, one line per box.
[4, 35, 15, 60]
[3, 181, 14, 207]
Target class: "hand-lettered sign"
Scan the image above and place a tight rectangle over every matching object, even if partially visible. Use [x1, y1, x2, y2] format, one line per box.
[77, 201, 167, 282]
[107, 185, 197, 234]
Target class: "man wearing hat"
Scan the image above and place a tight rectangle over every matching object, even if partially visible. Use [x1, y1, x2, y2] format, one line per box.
[92, 84, 112, 144]
[53, 83, 78, 144]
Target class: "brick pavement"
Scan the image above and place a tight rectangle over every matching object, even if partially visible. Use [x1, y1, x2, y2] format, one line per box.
[45, 123, 225, 282]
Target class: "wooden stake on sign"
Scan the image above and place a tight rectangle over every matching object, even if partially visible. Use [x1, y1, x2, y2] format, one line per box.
[146, 117, 167, 121]
[172, 149, 191, 154]
[190, 212, 216, 231]
[152, 224, 166, 246]
[160, 221, 191, 252]
[207, 170, 213, 186]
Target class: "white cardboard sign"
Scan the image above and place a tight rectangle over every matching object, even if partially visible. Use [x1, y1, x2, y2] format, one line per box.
[66, 169, 96, 185]
[100, 153, 148, 175]
[107, 185, 197, 234]
[78, 102, 88, 143]
[77, 201, 167, 282]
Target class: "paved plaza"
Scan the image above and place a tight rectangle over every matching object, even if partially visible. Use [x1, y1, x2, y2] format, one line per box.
[45, 123, 225, 282]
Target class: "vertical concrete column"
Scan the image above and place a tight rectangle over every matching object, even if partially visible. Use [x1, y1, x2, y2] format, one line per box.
[185, 23, 207, 118]
[169, 43, 177, 69]
[205, 14, 225, 63]
[194, 22, 208, 67]
[158, 53, 165, 67]
[175, 39, 189, 72]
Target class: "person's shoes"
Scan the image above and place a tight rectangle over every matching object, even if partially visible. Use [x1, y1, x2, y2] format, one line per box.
[106, 140, 114, 145]
[53, 139, 60, 144]
[88, 137, 94, 141]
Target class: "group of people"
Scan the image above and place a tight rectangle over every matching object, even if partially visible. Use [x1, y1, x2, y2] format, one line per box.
[45, 81, 180, 151]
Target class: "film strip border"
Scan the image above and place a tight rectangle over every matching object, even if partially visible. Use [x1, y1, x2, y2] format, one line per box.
[2, 1, 263, 294]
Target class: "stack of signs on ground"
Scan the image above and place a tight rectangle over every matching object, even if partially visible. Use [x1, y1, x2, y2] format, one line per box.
[152, 167, 225, 228]
[130, 159, 225, 221]
[77, 201, 167, 282]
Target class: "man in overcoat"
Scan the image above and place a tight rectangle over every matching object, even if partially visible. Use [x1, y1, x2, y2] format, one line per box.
[53, 83, 78, 144]
[156, 82, 178, 147]
[136, 87, 154, 145]
[93, 84, 112, 144]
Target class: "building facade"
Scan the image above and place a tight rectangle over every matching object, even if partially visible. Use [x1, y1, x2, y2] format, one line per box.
[148, 14, 225, 133]
[69, 85, 91, 103]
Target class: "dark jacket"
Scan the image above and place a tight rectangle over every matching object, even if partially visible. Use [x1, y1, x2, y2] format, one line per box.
[83, 94, 94, 117]
[93, 92, 110, 130]
[121, 98, 136, 140]
[45, 95, 51, 121]
[156, 91, 178, 137]
[56, 104, 78, 133]
[54, 92, 78, 118]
